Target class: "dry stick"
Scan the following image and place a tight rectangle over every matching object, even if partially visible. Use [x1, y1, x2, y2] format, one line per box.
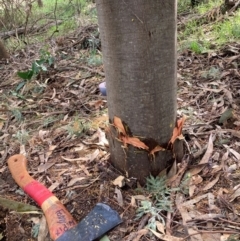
[229, 0, 240, 14]
[166, 160, 189, 235]
[138, 213, 151, 230]
[183, 230, 240, 240]
[62, 175, 101, 205]
[78, 66, 105, 77]
[166, 211, 172, 235]
[0, 109, 68, 116]
[49, 0, 59, 38]
[179, 1, 240, 33]
[24, 4, 31, 37]
[192, 129, 240, 138]
[0, 20, 64, 40]
[219, 218, 240, 227]
[201, 3, 240, 32]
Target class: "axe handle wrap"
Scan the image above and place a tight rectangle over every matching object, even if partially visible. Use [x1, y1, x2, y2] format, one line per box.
[8, 154, 77, 240]
[24, 180, 53, 206]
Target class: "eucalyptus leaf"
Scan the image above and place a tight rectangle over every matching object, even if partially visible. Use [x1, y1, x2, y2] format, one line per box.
[31, 223, 40, 238]
[17, 70, 34, 80]
[219, 108, 234, 124]
[36, 59, 45, 65]
[41, 65, 47, 71]
[100, 235, 110, 241]
[47, 56, 54, 65]
[0, 197, 40, 213]
[32, 62, 41, 74]
[16, 81, 26, 92]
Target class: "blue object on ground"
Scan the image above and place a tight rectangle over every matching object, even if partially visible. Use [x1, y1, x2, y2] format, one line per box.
[99, 82, 107, 96]
[56, 203, 122, 241]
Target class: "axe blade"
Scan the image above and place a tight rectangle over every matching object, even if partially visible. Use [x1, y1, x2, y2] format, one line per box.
[56, 203, 122, 241]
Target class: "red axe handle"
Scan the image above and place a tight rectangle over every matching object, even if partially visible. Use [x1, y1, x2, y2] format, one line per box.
[8, 154, 77, 240]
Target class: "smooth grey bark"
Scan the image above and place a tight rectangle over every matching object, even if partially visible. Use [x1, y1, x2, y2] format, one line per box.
[96, 0, 177, 183]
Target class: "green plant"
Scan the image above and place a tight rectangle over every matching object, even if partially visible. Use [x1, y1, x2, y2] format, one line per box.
[39, 50, 55, 66]
[16, 50, 54, 92]
[11, 109, 23, 122]
[178, 0, 240, 51]
[179, 172, 191, 195]
[31, 223, 40, 238]
[57, 20, 78, 33]
[87, 50, 102, 66]
[201, 66, 221, 79]
[43, 116, 60, 128]
[136, 200, 166, 230]
[87, 36, 101, 52]
[178, 0, 192, 13]
[196, 0, 222, 14]
[189, 40, 204, 54]
[231, 23, 240, 38]
[135, 175, 176, 230]
[226, 235, 240, 241]
[146, 175, 174, 211]
[65, 118, 91, 137]
[14, 130, 30, 145]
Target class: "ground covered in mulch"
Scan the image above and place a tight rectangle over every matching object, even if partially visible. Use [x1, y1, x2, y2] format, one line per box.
[0, 23, 240, 241]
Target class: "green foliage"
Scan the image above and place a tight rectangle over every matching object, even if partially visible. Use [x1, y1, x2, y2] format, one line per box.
[178, 0, 240, 52]
[33, 0, 97, 36]
[17, 50, 54, 81]
[11, 109, 23, 122]
[232, 22, 240, 38]
[179, 172, 191, 195]
[87, 52, 102, 66]
[39, 49, 55, 66]
[197, 0, 222, 14]
[17, 50, 54, 91]
[214, 11, 240, 44]
[87, 35, 101, 51]
[17, 70, 34, 81]
[178, 0, 192, 13]
[99, 235, 110, 241]
[88, 6, 97, 19]
[219, 108, 234, 124]
[201, 66, 221, 79]
[135, 174, 193, 231]
[0, 197, 40, 213]
[181, 20, 199, 38]
[226, 235, 240, 241]
[17, 58, 48, 81]
[14, 130, 30, 145]
[86, 31, 102, 66]
[31, 224, 40, 238]
[56, 20, 78, 34]
[65, 118, 91, 137]
[136, 200, 166, 230]
[146, 175, 174, 211]
[43, 116, 61, 128]
[135, 175, 176, 231]
[189, 40, 204, 54]
[34, 0, 80, 18]
[179, 37, 211, 54]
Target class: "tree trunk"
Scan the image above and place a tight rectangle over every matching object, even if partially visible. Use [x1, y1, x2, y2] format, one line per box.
[96, 0, 178, 184]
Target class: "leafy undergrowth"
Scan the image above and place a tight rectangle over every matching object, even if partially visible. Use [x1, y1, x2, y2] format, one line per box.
[1, 4, 240, 241]
[178, 0, 240, 53]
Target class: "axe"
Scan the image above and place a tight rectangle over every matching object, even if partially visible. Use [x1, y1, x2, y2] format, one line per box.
[8, 154, 122, 241]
